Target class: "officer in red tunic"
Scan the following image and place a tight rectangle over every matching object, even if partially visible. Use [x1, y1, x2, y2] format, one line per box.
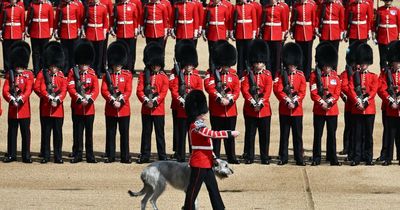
[38, 41, 68, 164]
[373, 0, 400, 69]
[136, 42, 169, 163]
[260, 0, 289, 77]
[67, 40, 99, 163]
[82, 0, 109, 78]
[0, 0, 25, 73]
[142, 0, 169, 46]
[204, 41, 241, 164]
[170, 42, 203, 162]
[344, 0, 373, 45]
[171, 0, 200, 45]
[101, 41, 133, 163]
[348, 43, 378, 166]
[183, 90, 240, 210]
[24, 0, 54, 76]
[273, 42, 307, 166]
[309, 42, 341, 166]
[379, 41, 400, 165]
[202, 0, 231, 68]
[110, 0, 140, 74]
[240, 39, 273, 164]
[230, 0, 257, 78]
[290, 0, 317, 81]
[54, 0, 83, 75]
[2, 41, 34, 163]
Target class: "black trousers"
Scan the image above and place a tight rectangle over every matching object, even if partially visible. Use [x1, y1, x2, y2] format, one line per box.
[278, 115, 304, 162]
[207, 41, 217, 69]
[243, 116, 271, 161]
[379, 111, 388, 159]
[176, 117, 189, 160]
[105, 116, 130, 161]
[31, 38, 49, 76]
[176, 39, 195, 46]
[2, 39, 20, 72]
[385, 116, 400, 161]
[351, 114, 375, 162]
[312, 115, 338, 163]
[146, 38, 164, 47]
[7, 118, 31, 160]
[349, 39, 367, 46]
[296, 41, 313, 81]
[140, 115, 166, 160]
[266, 40, 282, 77]
[236, 39, 251, 78]
[42, 117, 64, 160]
[172, 110, 178, 154]
[117, 38, 137, 73]
[60, 38, 77, 75]
[378, 44, 389, 69]
[183, 167, 225, 210]
[210, 116, 237, 161]
[72, 114, 95, 159]
[342, 111, 352, 154]
[91, 40, 105, 78]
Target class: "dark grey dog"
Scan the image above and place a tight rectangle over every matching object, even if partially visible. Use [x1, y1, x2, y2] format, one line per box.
[128, 159, 234, 210]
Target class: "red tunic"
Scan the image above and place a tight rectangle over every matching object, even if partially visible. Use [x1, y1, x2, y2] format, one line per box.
[379, 69, 400, 117]
[26, 2, 54, 39]
[261, 3, 289, 41]
[345, 0, 373, 40]
[38, 71, 68, 118]
[339, 70, 353, 112]
[0, 4, 25, 40]
[348, 70, 378, 115]
[309, 71, 341, 116]
[85, 2, 109, 41]
[143, 2, 169, 38]
[55, 2, 82, 40]
[290, 1, 317, 41]
[231, 3, 257, 40]
[112, 2, 140, 39]
[315, 1, 345, 41]
[173, 1, 200, 39]
[203, 3, 230, 41]
[374, 6, 400, 45]
[101, 70, 132, 117]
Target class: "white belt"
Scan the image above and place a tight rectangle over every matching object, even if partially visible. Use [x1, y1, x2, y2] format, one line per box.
[33, 18, 49, 23]
[146, 20, 163, 24]
[296, 21, 312, 26]
[88, 23, 103, 28]
[178, 19, 193, 24]
[61, 20, 77, 24]
[5, 23, 21, 26]
[192, 145, 214, 150]
[237, 19, 252, 23]
[209, 21, 225, 26]
[323, 20, 338, 24]
[117, 21, 133, 24]
[379, 24, 397, 28]
[351, 20, 367, 25]
[265, 22, 281, 26]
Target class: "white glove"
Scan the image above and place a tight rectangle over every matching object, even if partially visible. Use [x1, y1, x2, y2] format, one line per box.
[289, 31, 294, 40]
[229, 30, 235, 41]
[170, 29, 176, 39]
[252, 30, 256, 39]
[80, 28, 86, 38]
[135, 27, 140, 36]
[118, 94, 125, 102]
[194, 29, 198, 39]
[367, 30, 372, 40]
[178, 97, 185, 106]
[113, 100, 121, 108]
[109, 28, 116, 37]
[202, 30, 207, 41]
[53, 29, 59, 39]
[314, 28, 321, 37]
[51, 100, 58, 107]
[371, 32, 378, 45]
[164, 28, 169, 39]
[103, 29, 107, 38]
[250, 98, 257, 107]
[340, 31, 345, 40]
[140, 26, 145, 37]
[48, 94, 55, 101]
[25, 27, 30, 37]
[54, 96, 61, 102]
[284, 96, 292, 104]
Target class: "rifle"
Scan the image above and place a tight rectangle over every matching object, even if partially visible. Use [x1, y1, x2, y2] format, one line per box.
[113, 3, 118, 34]
[385, 67, 399, 105]
[173, 58, 187, 99]
[27, 6, 34, 35]
[353, 70, 369, 108]
[318, 4, 326, 34]
[315, 66, 326, 98]
[374, 11, 380, 36]
[246, 61, 263, 104]
[9, 69, 21, 99]
[105, 68, 121, 100]
[142, 6, 148, 36]
[259, 9, 266, 39]
[144, 67, 159, 101]
[173, 7, 179, 35]
[203, 10, 211, 40]
[72, 66, 87, 102]
[281, 64, 292, 98]
[57, 8, 63, 38]
[212, 62, 229, 97]
[290, 9, 298, 37]
[83, 3, 90, 34]
[43, 69, 61, 98]
[232, 10, 238, 39]
[346, 12, 353, 39]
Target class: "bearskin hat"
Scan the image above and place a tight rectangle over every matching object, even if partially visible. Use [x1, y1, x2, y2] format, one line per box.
[107, 40, 128, 67]
[387, 40, 400, 63]
[185, 90, 209, 123]
[282, 42, 302, 67]
[43, 41, 65, 69]
[315, 42, 338, 68]
[356, 43, 373, 65]
[345, 40, 363, 65]
[212, 40, 237, 67]
[74, 39, 95, 65]
[175, 41, 198, 68]
[9, 41, 31, 69]
[248, 39, 270, 65]
[143, 42, 165, 68]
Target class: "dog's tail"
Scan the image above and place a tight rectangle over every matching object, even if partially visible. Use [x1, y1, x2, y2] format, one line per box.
[128, 189, 144, 197]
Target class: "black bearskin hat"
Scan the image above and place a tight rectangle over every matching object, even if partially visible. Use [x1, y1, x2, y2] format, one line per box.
[143, 42, 165, 68]
[74, 39, 95, 65]
[9, 41, 31, 69]
[248, 39, 270, 65]
[212, 40, 237, 67]
[107, 40, 128, 67]
[185, 90, 208, 123]
[43, 41, 65, 69]
[387, 40, 400, 63]
[345, 40, 363, 65]
[176, 41, 198, 68]
[315, 42, 338, 68]
[356, 43, 373, 65]
[282, 42, 302, 67]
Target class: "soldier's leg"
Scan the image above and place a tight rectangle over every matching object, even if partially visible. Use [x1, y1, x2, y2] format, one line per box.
[378, 110, 388, 161]
[278, 115, 291, 163]
[172, 110, 178, 157]
[84, 115, 95, 161]
[5, 118, 19, 160]
[364, 114, 375, 163]
[105, 116, 118, 161]
[210, 116, 222, 158]
[204, 168, 225, 210]
[75, 115, 85, 159]
[176, 117, 188, 162]
[341, 111, 351, 154]
[139, 114, 153, 160]
[326, 116, 339, 164]
[378, 44, 389, 69]
[154, 115, 166, 160]
[20, 118, 31, 161]
[236, 40, 244, 77]
[42, 117, 52, 161]
[385, 117, 397, 162]
[258, 116, 271, 163]
[53, 117, 64, 162]
[118, 116, 131, 162]
[224, 116, 238, 163]
[292, 116, 304, 163]
[244, 116, 257, 162]
[312, 115, 325, 163]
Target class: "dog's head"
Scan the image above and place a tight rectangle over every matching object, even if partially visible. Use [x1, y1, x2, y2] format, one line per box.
[213, 159, 234, 179]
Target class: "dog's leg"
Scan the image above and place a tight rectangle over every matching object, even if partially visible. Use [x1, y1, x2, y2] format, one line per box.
[141, 189, 153, 210]
[149, 178, 166, 210]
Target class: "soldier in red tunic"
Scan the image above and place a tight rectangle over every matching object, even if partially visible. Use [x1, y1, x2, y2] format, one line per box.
[344, 0, 373, 45]
[171, 0, 200, 45]
[183, 90, 239, 210]
[2, 41, 34, 163]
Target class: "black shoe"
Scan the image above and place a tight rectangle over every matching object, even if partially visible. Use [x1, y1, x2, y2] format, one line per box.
[382, 161, 392, 166]
[376, 156, 384, 162]
[121, 159, 132, 164]
[350, 161, 360, 166]
[3, 156, 16, 163]
[136, 157, 150, 164]
[41, 159, 49, 164]
[22, 158, 33, 164]
[70, 157, 82, 164]
[366, 161, 374, 166]
[87, 158, 97, 163]
[228, 159, 240, 164]
[159, 157, 168, 161]
[296, 161, 306, 166]
[330, 161, 342, 166]
[311, 161, 320, 166]
[68, 153, 75, 158]
[54, 159, 64, 164]
[338, 150, 348, 155]
[177, 158, 186, 162]
[244, 159, 253, 164]
[261, 159, 270, 165]
[104, 158, 115, 163]
[277, 160, 288, 165]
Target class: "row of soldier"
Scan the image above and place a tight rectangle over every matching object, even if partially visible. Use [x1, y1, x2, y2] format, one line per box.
[0, 36, 400, 166]
[1, 0, 399, 80]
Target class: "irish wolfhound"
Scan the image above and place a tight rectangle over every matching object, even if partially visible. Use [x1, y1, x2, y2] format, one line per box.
[128, 159, 234, 210]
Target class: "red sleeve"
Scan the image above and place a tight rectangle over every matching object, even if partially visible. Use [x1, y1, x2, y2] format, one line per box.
[136, 72, 147, 103]
[251, 6, 257, 32]
[367, 4, 373, 31]
[193, 4, 199, 32]
[155, 75, 169, 105]
[20, 7, 25, 31]
[225, 6, 230, 29]
[67, 70, 79, 101]
[315, 4, 321, 30]
[202, 7, 208, 29]
[309, 72, 322, 102]
[340, 71, 350, 96]
[298, 74, 307, 102]
[204, 73, 221, 101]
[377, 71, 386, 100]
[2, 77, 12, 102]
[0, 10, 4, 30]
[262, 74, 273, 102]
[332, 76, 341, 105]
[163, 5, 169, 30]
[21, 75, 33, 102]
[34, 71, 45, 98]
[170, 77, 180, 101]
[48, 4, 54, 30]
[101, 75, 113, 102]
[122, 72, 133, 101]
[240, 76, 252, 101]
[368, 74, 379, 100]
[58, 77, 68, 101]
[273, 74, 289, 102]
[339, 5, 345, 31]
[348, 76, 359, 103]
[197, 3, 204, 30]
[103, 7, 109, 31]
[281, 7, 288, 31]
[379, 75, 390, 103]
[397, 8, 400, 30]
[90, 74, 99, 101]
[196, 127, 230, 139]
[231, 75, 241, 101]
